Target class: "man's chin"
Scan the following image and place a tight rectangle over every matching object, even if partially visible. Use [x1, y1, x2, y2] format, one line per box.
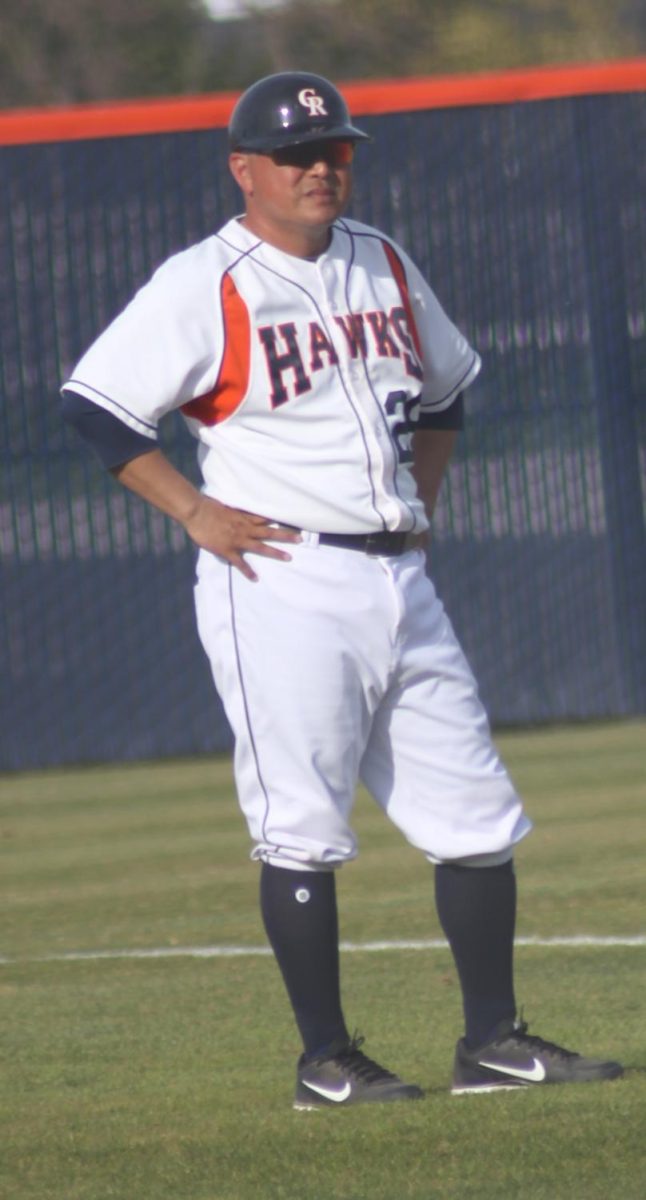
[303, 197, 345, 223]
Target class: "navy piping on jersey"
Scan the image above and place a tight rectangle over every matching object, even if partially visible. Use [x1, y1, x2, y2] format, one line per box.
[336, 220, 403, 530]
[430, 351, 478, 409]
[215, 228, 267, 272]
[418, 392, 464, 430]
[61, 390, 157, 468]
[63, 381, 157, 433]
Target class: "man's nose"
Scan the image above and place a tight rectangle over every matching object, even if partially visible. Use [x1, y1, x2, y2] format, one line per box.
[309, 156, 333, 174]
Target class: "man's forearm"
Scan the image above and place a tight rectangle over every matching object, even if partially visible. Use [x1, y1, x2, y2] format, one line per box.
[112, 448, 203, 527]
[412, 429, 459, 522]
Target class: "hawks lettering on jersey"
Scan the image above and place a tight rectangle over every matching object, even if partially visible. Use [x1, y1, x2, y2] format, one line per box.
[256, 306, 423, 410]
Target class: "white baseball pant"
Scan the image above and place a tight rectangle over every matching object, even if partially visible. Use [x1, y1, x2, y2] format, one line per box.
[194, 537, 531, 871]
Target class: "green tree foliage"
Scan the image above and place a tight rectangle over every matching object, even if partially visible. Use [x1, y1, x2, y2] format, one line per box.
[0, 0, 643, 108]
[262, 0, 645, 80]
[0, 0, 259, 107]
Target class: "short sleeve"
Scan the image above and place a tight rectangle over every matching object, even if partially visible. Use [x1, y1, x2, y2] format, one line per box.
[61, 240, 223, 436]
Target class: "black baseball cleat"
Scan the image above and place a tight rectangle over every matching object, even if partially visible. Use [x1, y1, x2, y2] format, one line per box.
[451, 1017, 624, 1094]
[294, 1034, 425, 1110]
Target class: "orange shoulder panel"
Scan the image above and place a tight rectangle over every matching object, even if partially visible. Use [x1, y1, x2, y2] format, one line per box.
[181, 273, 250, 427]
[382, 241, 423, 358]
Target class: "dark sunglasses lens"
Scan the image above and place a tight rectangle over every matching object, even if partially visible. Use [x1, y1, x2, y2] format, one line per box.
[272, 141, 354, 168]
[330, 142, 354, 166]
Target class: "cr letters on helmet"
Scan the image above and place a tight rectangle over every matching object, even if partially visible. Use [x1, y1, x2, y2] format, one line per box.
[228, 71, 372, 152]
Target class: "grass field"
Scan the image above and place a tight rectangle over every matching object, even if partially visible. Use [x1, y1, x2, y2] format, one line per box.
[2, 721, 645, 1200]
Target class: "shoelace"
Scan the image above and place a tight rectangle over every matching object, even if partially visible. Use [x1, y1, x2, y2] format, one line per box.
[331, 1034, 399, 1083]
[507, 1021, 579, 1061]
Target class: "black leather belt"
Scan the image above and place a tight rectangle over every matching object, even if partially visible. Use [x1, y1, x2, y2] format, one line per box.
[317, 530, 417, 556]
[279, 524, 423, 556]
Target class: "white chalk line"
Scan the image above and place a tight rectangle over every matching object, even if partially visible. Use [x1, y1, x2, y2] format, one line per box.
[1, 935, 644, 966]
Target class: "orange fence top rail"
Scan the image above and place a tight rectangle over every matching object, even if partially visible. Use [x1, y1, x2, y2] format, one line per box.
[0, 58, 644, 147]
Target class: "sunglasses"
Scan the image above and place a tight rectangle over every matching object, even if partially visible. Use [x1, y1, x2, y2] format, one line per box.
[268, 141, 355, 169]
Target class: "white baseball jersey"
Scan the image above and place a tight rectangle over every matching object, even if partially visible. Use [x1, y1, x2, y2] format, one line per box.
[63, 215, 480, 534]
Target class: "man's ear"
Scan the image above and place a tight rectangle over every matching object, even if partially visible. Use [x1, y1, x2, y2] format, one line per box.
[229, 152, 253, 196]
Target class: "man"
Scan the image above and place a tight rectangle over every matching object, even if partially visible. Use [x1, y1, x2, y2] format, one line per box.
[62, 71, 623, 1107]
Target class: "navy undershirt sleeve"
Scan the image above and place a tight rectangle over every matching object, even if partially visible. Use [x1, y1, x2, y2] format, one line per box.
[418, 392, 464, 431]
[61, 391, 157, 469]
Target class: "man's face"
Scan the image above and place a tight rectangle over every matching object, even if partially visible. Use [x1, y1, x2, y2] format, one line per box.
[229, 140, 354, 256]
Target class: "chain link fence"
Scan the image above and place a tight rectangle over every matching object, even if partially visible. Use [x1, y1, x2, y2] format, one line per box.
[1, 88, 644, 767]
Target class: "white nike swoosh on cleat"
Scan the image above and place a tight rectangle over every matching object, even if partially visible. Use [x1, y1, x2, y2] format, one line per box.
[301, 1080, 352, 1102]
[477, 1057, 546, 1082]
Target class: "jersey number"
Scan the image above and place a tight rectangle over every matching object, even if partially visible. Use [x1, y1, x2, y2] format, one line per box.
[385, 391, 420, 464]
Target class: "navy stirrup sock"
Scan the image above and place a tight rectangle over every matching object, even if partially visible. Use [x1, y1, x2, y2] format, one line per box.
[434, 859, 517, 1049]
[260, 861, 349, 1057]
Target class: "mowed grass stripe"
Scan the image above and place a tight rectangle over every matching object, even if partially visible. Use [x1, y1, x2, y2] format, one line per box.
[2, 933, 646, 966]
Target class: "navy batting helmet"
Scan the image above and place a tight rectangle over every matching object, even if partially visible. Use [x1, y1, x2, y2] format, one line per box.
[228, 72, 371, 152]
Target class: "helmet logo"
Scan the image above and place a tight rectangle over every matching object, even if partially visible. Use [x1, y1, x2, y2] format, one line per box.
[298, 87, 328, 118]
